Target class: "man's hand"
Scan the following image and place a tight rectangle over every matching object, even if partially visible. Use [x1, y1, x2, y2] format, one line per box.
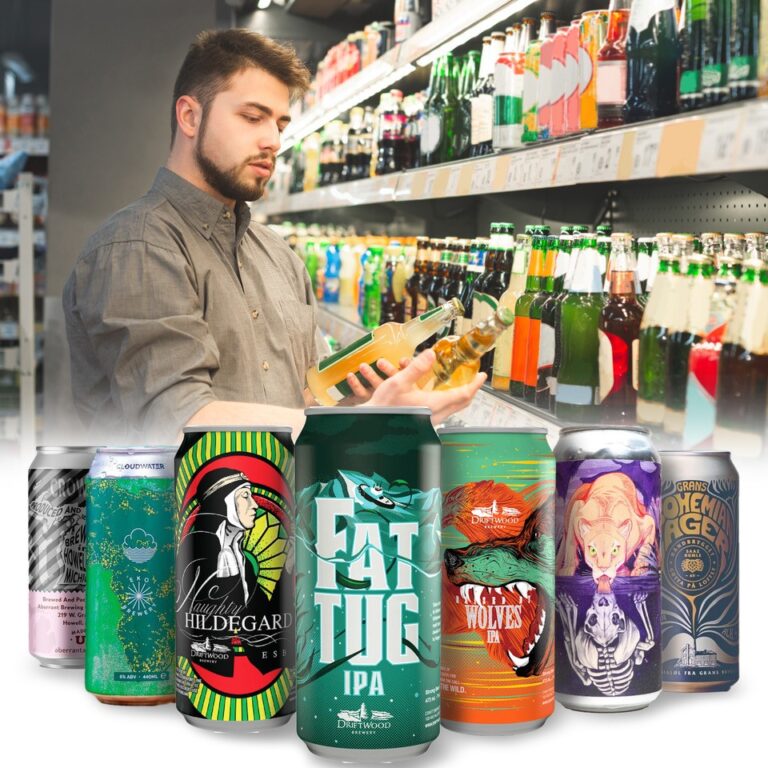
[364, 349, 485, 424]
[341, 357, 412, 404]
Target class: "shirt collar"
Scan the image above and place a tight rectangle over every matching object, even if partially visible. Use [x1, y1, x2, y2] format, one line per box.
[152, 167, 251, 241]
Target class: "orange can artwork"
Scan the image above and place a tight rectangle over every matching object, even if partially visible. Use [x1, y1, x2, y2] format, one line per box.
[438, 427, 555, 734]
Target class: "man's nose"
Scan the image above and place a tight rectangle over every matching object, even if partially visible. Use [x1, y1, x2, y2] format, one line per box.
[259, 121, 281, 153]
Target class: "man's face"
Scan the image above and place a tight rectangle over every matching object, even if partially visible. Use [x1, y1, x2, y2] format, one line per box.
[235, 487, 259, 529]
[194, 67, 291, 202]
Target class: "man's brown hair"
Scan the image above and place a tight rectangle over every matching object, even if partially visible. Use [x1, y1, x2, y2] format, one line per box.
[171, 28, 310, 140]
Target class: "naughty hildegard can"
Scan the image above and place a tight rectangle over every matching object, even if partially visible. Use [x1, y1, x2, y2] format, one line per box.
[660, 451, 739, 692]
[29, 446, 96, 668]
[295, 407, 441, 760]
[85, 447, 176, 705]
[554, 426, 662, 712]
[438, 428, 555, 733]
[175, 427, 295, 731]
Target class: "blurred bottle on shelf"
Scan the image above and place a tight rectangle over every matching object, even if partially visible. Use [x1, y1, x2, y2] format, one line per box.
[522, 13, 556, 143]
[597, 0, 631, 128]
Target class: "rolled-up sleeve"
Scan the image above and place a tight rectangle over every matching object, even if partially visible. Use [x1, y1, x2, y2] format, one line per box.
[71, 240, 218, 439]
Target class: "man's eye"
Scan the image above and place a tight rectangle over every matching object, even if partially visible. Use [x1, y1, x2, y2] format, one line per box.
[243, 114, 260, 124]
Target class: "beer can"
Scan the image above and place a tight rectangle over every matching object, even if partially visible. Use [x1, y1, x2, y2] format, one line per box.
[549, 27, 569, 138]
[564, 20, 581, 134]
[660, 451, 739, 692]
[85, 447, 176, 705]
[439, 428, 555, 734]
[28, 446, 96, 668]
[175, 427, 296, 731]
[554, 426, 662, 712]
[295, 407, 441, 761]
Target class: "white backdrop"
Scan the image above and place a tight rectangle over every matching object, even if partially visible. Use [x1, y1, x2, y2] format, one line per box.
[5, 445, 764, 766]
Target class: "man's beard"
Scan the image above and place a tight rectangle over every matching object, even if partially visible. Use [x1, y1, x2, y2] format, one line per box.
[194, 120, 272, 202]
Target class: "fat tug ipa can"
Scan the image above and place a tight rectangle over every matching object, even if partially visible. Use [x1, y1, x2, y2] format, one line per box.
[660, 451, 739, 692]
[554, 426, 662, 712]
[29, 446, 96, 668]
[175, 427, 296, 731]
[295, 407, 441, 761]
[439, 428, 555, 734]
[85, 447, 176, 705]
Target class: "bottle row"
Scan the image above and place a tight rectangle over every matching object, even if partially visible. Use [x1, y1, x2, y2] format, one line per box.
[278, 221, 768, 457]
[287, 1, 768, 190]
[29, 422, 738, 754]
[0, 94, 50, 141]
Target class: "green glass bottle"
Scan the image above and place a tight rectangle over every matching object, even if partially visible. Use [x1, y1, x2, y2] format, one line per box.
[439, 53, 461, 165]
[554, 235, 606, 421]
[702, 0, 731, 105]
[729, 0, 760, 100]
[456, 51, 480, 159]
[680, 0, 704, 110]
[420, 57, 445, 167]
[637, 233, 683, 426]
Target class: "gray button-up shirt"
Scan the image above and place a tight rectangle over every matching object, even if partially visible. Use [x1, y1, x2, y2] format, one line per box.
[63, 167, 317, 442]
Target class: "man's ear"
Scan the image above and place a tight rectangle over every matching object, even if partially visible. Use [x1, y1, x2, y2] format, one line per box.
[175, 95, 203, 140]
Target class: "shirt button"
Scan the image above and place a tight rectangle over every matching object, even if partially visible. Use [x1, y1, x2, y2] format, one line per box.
[251, 309, 259, 319]
[223, 211, 231, 220]
[262, 361, 270, 371]
[238, 261, 244, 270]
[202, 223, 209, 230]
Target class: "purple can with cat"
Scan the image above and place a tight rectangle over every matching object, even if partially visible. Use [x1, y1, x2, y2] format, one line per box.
[554, 426, 662, 712]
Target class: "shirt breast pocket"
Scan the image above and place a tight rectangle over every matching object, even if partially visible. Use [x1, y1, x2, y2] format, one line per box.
[279, 299, 316, 375]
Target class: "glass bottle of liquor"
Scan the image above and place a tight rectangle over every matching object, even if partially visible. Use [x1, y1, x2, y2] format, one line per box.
[598, 233, 644, 423]
[438, 53, 461, 164]
[491, 233, 531, 390]
[470, 32, 505, 157]
[362, 245, 384, 329]
[702, 0, 731, 105]
[727, 232, 748, 277]
[624, 0, 680, 122]
[679, 0, 704, 110]
[457, 238, 488, 336]
[555, 235, 606, 421]
[597, 0, 631, 128]
[663, 236, 714, 440]
[479, 246, 511, 375]
[471, 245, 497, 330]
[597, 234, 612, 288]
[509, 228, 546, 397]
[420, 57, 445, 167]
[713, 248, 768, 457]
[456, 50, 480, 160]
[730, 0, 760, 100]
[422, 306, 516, 391]
[428, 242, 450, 307]
[380, 250, 399, 324]
[525, 234, 558, 403]
[636, 236, 655, 301]
[683, 234, 743, 447]
[493, 24, 522, 150]
[637, 233, 683, 425]
[405, 237, 429, 320]
[522, 13, 557, 143]
[306, 298, 464, 405]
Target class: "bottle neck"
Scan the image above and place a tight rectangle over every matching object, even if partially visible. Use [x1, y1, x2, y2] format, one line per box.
[404, 298, 462, 345]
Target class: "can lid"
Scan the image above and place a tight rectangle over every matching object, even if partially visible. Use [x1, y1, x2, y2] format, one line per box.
[95, 446, 177, 454]
[182, 425, 293, 434]
[36, 445, 99, 453]
[305, 407, 432, 416]
[660, 450, 732, 458]
[559, 425, 651, 437]
[437, 427, 548, 435]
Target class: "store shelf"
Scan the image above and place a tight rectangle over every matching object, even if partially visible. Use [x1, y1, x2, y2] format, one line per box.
[280, 0, 533, 149]
[0, 137, 49, 156]
[263, 100, 768, 216]
[0, 228, 46, 248]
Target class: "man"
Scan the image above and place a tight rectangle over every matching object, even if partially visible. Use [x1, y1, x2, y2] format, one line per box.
[63, 29, 484, 443]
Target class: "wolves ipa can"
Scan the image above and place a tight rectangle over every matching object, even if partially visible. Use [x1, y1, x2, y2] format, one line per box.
[28, 446, 96, 668]
[295, 407, 441, 760]
[660, 451, 739, 692]
[175, 427, 296, 731]
[85, 447, 176, 705]
[554, 426, 662, 712]
[439, 428, 555, 733]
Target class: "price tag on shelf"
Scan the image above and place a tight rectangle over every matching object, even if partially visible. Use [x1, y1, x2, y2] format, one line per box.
[733, 102, 768, 171]
[630, 124, 662, 178]
[582, 131, 624, 181]
[528, 146, 559, 188]
[697, 111, 740, 173]
[470, 159, 494, 194]
[555, 143, 581, 186]
[505, 153, 525, 190]
[444, 165, 463, 197]
[395, 172, 414, 199]
[422, 169, 438, 199]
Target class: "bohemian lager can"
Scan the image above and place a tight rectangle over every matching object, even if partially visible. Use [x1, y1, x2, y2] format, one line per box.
[660, 451, 739, 692]
[175, 427, 296, 731]
[85, 447, 176, 705]
[295, 407, 441, 760]
[554, 426, 662, 712]
[439, 428, 555, 733]
[28, 446, 96, 668]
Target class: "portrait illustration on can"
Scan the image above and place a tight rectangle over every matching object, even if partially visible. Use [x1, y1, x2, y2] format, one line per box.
[554, 455, 662, 708]
[175, 429, 296, 727]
